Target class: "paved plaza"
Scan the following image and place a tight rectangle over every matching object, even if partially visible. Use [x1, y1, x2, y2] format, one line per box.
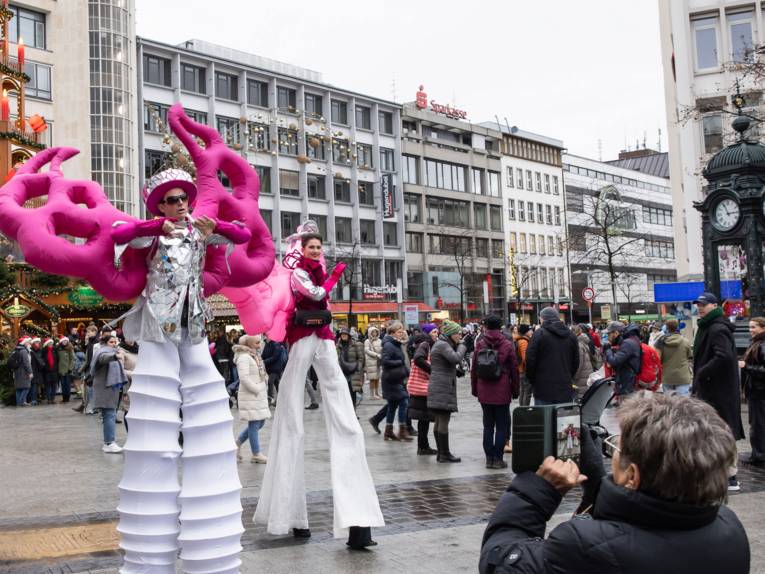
[1, 381, 764, 573]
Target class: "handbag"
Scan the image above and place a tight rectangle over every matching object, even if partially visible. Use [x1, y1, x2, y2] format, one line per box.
[293, 309, 332, 327]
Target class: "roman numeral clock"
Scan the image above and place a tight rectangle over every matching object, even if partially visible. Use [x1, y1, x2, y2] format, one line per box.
[694, 112, 765, 318]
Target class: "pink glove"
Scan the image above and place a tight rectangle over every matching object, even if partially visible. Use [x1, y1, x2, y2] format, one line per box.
[322, 263, 346, 292]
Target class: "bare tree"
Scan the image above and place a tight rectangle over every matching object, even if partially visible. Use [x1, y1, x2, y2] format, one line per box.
[327, 241, 362, 328]
[614, 272, 643, 323]
[507, 251, 543, 322]
[439, 233, 474, 324]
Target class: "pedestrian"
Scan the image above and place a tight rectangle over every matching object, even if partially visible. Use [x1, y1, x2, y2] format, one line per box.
[572, 325, 594, 400]
[740, 317, 765, 466]
[648, 322, 664, 347]
[692, 292, 744, 490]
[657, 318, 692, 396]
[90, 334, 127, 453]
[364, 326, 383, 400]
[462, 327, 475, 368]
[513, 324, 532, 407]
[234, 334, 270, 464]
[214, 330, 233, 384]
[41, 338, 58, 404]
[381, 321, 413, 441]
[28, 337, 43, 405]
[471, 315, 519, 469]
[337, 327, 365, 408]
[525, 307, 579, 405]
[261, 335, 287, 407]
[117, 339, 138, 426]
[407, 330, 437, 455]
[10, 336, 32, 406]
[428, 320, 467, 463]
[603, 322, 641, 399]
[304, 365, 320, 409]
[74, 324, 99, 414]
[56, 336, 75, 403]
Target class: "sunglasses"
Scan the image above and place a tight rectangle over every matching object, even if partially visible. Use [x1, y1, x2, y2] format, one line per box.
[603, 434, 621, 458]
[160, 194, 188, 205]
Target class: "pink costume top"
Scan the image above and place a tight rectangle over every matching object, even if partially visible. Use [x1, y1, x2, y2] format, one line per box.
[286, 257, 335, 346]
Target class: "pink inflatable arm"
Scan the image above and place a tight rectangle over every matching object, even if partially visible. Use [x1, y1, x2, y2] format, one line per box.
[111, 218, 166, 244]
[0, 147, 148, 300]
[213, 220, 251, 244]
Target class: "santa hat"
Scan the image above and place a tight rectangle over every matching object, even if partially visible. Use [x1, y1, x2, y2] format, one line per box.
[18, 336, 31, 346]
[30, 337, 41, 345]
[142, 168, 197, 216]
[58, 336, 69, 344]
[42, 338, 53, 347]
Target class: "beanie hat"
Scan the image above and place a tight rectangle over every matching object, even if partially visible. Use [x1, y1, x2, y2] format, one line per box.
[540, 307, 559, 322]
[440, 321, 461, 337]
[421, 323, 438, 334]
[484, 315, 503, 330]
[519, 324, 531, 335]
[607, 321, 625, 333]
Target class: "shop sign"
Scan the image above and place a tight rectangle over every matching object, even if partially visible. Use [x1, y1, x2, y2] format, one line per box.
[68, 286, 104, 307]
[415, 85, 468, 120]
[363, 284, 397, 300]
[404, 304, 419, 325]
[4, 298, 30, 319]
[382, 174, 394, 218]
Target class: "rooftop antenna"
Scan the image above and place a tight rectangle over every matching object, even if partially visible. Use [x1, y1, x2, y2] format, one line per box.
[643, 131, 647, 149]
[391, 76, 397, 103]
[657, 128, 662, 152]
[597, 139, 603, 162]
[504, 117, 512, 134]
[494, 114, 502, 131]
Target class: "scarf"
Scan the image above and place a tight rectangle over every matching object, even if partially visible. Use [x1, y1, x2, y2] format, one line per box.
[45, 346, 54, 370]
[694, 306, 724, 350]
[743, 330, 765, 365]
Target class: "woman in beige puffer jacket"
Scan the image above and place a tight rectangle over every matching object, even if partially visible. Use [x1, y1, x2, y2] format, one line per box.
[234, 335, 271, 463]
[365, 326, 383, 399]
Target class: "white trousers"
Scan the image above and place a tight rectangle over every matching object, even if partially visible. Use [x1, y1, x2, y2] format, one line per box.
[253, 334, 384, 537]
[118, 334, 243, 574]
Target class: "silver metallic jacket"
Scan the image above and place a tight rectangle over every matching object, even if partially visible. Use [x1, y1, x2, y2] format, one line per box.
[116, 219, 230, 346]
[290, 268, 328, 302]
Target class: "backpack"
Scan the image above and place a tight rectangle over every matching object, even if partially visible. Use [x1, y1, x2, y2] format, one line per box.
[476, 340, 502, 381]
[636, 342, 662, 391]
[7, 349, 20, 371]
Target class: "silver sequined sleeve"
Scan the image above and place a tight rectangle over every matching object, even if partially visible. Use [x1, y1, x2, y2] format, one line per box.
[291, 268, 327, 301]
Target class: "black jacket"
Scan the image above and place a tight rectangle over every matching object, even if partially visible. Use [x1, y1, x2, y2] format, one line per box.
[261, 340, 287, 376]
[525, 320, 579, 403]
[381, 334, 409, 401]
[604, 333, 641, 396]
[693, 314, 745, 440]
[480, 473, 749, 574]
[742, 340, 765, 401]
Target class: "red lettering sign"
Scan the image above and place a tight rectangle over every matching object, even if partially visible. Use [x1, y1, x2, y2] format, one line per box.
[414, 85, 468, 120]
[416, 85, 428, 109]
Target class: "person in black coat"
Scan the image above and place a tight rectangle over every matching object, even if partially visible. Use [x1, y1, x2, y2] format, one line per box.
[740, 316, 765, 466]
[480, 392, 749, 574]
[380, 322, 412, 442]
[603, 321, 642, 397]
[261, 336, 287, 406]
[525, 307, 579, 404]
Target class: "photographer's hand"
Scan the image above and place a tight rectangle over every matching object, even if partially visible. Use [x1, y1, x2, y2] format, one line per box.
[536, 457, 587, 496]
[576, 424, 607, 514]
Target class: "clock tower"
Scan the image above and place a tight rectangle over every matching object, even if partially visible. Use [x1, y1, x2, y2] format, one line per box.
[694, 111, 765, 318]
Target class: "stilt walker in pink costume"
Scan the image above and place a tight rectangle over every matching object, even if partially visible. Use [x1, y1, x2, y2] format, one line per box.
[0, 105, 275, 573]
[223, 221, 385, 549]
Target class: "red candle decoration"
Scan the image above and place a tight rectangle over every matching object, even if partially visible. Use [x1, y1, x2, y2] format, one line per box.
[1, 90, 9, 122]
[17, 37, 24, 69]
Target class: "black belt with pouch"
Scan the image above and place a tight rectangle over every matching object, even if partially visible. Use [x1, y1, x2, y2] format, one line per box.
[293, 310, 332, 327]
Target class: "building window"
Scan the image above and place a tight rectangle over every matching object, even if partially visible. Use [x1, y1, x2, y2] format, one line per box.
[643, 206, 673, 226]
[519, 233, 527, 254]
[331, 99, 348, 124]
[24, 62, 51, 99]
[693, 15, 720, 70]
[476, 238, 489, 258]
[509, 233, 517, 253]
[253, 165, 271, 194]
[472, 168, 484, 195]
[278, 127, 298, 155]
[304, 93, 323, 116]
[336, 217, 352, 243]
[181, 64, 206, 93]
[407, 271, 424, 300]
[526, 170, 533, 191]
[488, 171, 500, 197]
[378, 110, 394, 134]
[145, 149, 168, 179]
[215, 72, 238, 101]
[144, 102, 169, 132]
[474, 204, 487, 229]
[506, 166, 514, 188]
[403, 155, 418, 184]
[404, 193, 421, 223]
[516, 168, 523, 189]
[356, 143, 373, 169]
[247, 79, 269, 107]
[538, 234, 546, 255]
[360, 220, 376, 244]
[143, 54, 171, 86]
[9, 6, 45, 48]
[216, 116, 239, 144]
[358, 181, 374, 205]
[537, 203, 544, 223]
[279, 169, 300, 197]
[729, 10, 754, 63]
[307, 214, 327, 238]
[306, 133, 325, 160]
[508, 199, 515, 221]
[277, 86, 297, 110]
[380, 147, 395, 172]
[547, 236, 555, 255]
[527, 202, 535, 223]
[426, 197, 470, 227]
[553, 175, 559, 195]
[490, 206, 502, 232]
[307, 174, 326, 200]
[534, 172, 541, 192]
[544, 174, 551, 194]
[702, 114, 723, 154]
[334, 178, 351, 202]
[362, 259, 381, 286]
[529, 234, 537, 255]
[432, 275, 440, 296]
[260, 209, 273, 238]
[645, 240, 675, 259]
[546, 204, 553, 225]
[406, 232, 423, 253]
[492, 239, 504, 258]
[518, 200, 526, 222]
[332, 139, 351, 164]
[383, 222, 398, 246]
[186, 109, 208, 124]
[425, 159, 466, 192]
[281, 211, 301, 239]
[355, 105, 371, 129]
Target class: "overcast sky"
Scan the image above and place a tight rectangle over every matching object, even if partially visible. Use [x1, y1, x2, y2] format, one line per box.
[134, 0, 668, 161]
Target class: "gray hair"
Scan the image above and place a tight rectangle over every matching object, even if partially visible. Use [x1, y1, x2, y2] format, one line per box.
[387, 321, 404, 334]
[617, 392, 735, 506]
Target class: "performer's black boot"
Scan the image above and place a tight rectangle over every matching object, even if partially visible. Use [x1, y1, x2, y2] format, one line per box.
[293, 528, 311, 539]
[346, 526, 377, 550]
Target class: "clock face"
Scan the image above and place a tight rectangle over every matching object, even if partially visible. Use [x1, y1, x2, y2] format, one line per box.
[713, 198, 740, 231]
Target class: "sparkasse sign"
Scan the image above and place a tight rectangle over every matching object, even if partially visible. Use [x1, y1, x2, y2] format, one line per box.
[415, 85, 467, 120]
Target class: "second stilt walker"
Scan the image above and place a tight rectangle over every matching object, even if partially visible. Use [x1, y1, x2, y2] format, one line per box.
[254, 223, 384, 548]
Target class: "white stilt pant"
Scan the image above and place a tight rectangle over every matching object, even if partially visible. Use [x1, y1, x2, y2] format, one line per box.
[118, 334, 243, 574]
[254, 334, 384, 537]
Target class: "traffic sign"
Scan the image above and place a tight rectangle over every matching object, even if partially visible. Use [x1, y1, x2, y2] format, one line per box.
[582, 287, 596, 302]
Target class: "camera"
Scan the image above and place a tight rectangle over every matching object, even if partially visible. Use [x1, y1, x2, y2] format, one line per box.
[511, 404, 581, 474]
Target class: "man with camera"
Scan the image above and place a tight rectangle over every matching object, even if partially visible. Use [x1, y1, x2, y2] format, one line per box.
[602, 321, 641, 397]
[479, 392, 749, 573]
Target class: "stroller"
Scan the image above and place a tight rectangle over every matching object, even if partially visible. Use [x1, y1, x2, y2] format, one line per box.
[578, 377, 616, 457]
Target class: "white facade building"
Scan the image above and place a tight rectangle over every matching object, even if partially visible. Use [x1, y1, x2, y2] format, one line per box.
[564, 152, 676, 322]
[659, 0, 764, 280]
